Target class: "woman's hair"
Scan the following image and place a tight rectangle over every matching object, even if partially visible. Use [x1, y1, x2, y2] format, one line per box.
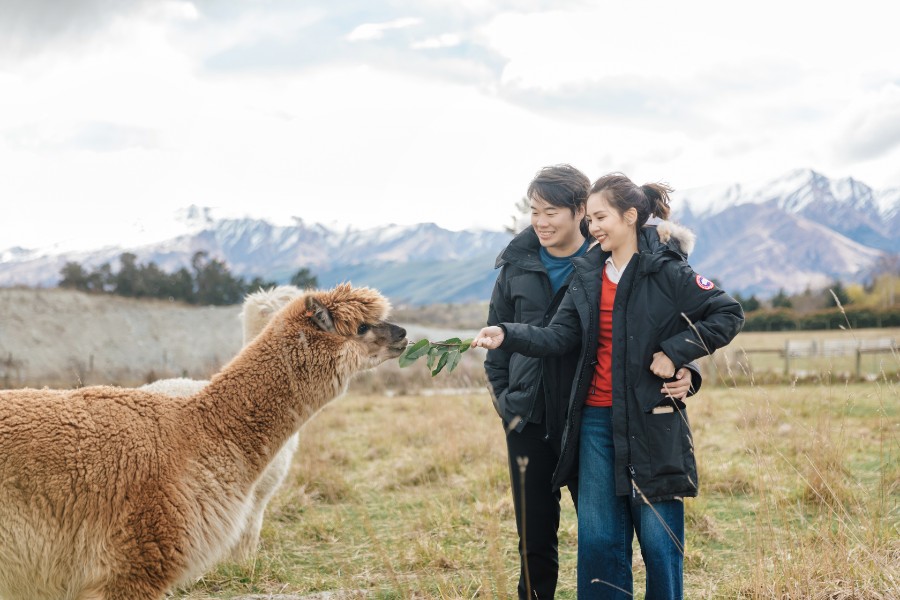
[527, 164, 591, 216]
[590, 172, 672, 228]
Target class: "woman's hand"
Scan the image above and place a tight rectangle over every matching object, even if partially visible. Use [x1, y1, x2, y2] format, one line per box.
[471, 326, 505, 350]
[650, 351, 676, 379]
[660, 367, 693, 400]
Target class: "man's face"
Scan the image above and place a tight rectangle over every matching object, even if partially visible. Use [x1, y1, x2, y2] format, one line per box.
[531, 195, 585, 254]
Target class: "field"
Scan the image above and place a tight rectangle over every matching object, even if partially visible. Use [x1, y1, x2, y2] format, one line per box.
[172, 378, 899, 599]
[2, 290, 897, 597]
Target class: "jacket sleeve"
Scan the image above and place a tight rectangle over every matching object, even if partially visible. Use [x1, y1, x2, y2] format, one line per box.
[484, 268, 514, 402]
[658, 261, 745, 367]
[684, 360, 702, 396]
[500, 286, 581, 357]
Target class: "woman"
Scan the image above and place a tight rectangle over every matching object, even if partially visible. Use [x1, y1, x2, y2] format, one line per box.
[472, 173, 744, 599]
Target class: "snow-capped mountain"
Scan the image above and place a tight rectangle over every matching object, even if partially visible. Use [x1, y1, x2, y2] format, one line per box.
[678, 168, 899, 253]
[0, 169, 895, 302]
[0, 218, 513, 304]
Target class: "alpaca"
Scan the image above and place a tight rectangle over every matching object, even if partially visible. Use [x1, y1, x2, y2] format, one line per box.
[0, 284, 407, 600]
[139, 284, 305, 562]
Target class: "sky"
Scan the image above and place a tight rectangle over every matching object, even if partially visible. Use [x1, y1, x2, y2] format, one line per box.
[2, 0, 900, 251]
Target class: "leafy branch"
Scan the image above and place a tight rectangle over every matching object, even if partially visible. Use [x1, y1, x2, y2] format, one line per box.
[398, 337, 475, 376]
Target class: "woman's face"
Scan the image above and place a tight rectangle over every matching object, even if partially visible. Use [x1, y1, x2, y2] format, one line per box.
[585, 191, 637, 253]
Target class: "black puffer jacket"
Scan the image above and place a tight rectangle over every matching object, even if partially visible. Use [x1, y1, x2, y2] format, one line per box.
[500, 223, 744, 501]
[484, 226, 580, 453]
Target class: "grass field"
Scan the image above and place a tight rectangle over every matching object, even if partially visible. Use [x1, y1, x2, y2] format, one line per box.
[172, 377, 899, 599]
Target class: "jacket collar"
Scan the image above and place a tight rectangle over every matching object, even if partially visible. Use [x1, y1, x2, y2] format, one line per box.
[494, 226, 544, 271]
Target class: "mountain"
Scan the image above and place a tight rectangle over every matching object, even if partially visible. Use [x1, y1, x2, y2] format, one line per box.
[0, 218, 512, 305]
[0, 169, 896, 302]
[678, 169, 899, 253]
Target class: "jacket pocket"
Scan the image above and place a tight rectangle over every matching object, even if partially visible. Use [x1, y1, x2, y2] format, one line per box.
[645, 408, 689, 479]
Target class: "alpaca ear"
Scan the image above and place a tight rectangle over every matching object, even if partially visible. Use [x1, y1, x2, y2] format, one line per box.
[306, 297, 336, 332]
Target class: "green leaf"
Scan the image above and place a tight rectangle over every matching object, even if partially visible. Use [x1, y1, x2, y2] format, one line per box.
[445, 348, 462, 373]
[431, 351, 450, 376]
[426, 345, 441, 369]
[440, 337, 462, 345]
[458, 339, 474, 354]
[398, 339, 430, 368]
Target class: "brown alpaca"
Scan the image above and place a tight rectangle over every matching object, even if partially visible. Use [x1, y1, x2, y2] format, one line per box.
[0, 284, 407, 600]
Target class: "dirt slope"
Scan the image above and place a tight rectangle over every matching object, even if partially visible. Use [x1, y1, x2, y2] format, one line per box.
[0, 287, 243, 388]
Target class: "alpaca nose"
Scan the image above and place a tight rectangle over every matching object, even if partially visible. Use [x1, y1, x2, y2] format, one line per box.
[391, 325, 407, 341]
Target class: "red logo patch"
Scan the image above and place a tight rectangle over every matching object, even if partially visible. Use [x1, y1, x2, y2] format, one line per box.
[696, 275, 714, 290]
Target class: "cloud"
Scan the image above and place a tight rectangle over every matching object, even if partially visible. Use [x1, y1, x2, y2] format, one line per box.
[410, 33, 461, 50]
[0, 0, 197, 59]
[346, 17, 421, 42]
[4, 122, 158, 152]
[836, 84, 900, 161]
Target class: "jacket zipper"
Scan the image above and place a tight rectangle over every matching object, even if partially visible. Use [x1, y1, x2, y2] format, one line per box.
[623, 254, 642, 499]
[556, 270, 594, 480]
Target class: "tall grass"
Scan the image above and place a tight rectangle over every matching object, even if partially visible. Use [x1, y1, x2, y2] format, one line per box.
[170, 371, 897, 599]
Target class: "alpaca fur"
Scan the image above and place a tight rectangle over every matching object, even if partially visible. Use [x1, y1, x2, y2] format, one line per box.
[0, 284, 407, 600]
[138, 285, 305, 563]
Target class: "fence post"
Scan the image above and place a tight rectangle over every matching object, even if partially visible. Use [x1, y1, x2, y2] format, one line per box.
[855, 348, 862, 380]
[784, 340, 790, 377]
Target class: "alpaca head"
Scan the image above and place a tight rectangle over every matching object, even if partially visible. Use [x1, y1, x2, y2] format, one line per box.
[268, 283, 408, 372]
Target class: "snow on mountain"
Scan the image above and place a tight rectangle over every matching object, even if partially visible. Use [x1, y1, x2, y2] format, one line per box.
[876, 187, 900, 220]
[679, 168, 885, 216]
[0, 168, 895, 301]
[678, 168, 897, 253]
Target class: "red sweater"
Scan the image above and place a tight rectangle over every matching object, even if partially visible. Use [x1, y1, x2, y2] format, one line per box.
[586, 268, 616, 407]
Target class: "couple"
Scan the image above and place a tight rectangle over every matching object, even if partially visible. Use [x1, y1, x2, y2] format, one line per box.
[472, 166, 744, 599]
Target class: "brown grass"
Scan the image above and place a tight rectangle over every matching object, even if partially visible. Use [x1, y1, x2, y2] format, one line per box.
[167, 371, 899, 599]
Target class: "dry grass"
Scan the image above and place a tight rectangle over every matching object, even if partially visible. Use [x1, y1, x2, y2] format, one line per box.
[169, 371, 899, 599]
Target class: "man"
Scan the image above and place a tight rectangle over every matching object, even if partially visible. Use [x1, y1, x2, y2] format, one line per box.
[485, 164, 590, 599]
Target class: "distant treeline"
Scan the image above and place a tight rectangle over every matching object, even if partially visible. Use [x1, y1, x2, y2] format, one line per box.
[58, 251, 317, 306]
[732, 270, 900, 331]
[740, 306, 900, 331]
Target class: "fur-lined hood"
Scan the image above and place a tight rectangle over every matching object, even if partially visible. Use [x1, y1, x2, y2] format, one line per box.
[653, 220, 696, 257]
[584, 219, 696, 262]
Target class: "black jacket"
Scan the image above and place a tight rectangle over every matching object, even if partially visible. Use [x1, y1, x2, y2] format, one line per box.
[500, 223, 744, 501]
[484, 226, 580, 454]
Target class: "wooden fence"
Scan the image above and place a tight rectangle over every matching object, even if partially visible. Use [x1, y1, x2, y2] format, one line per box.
[739, 337, 897, 378]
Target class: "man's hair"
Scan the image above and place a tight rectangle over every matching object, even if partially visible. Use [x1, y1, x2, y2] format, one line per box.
[526, 164, 591, 215]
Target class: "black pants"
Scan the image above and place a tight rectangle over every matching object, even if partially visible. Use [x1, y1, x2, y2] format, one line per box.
[506, 421, 578, 600]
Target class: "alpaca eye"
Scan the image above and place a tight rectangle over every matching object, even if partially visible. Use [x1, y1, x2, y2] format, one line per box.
[357, 324, 370, 335]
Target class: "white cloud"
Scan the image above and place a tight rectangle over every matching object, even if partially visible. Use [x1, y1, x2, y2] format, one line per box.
[346, 17, 422, 42]
[410, 33, 461, 50]
[1, 0, 899, 252]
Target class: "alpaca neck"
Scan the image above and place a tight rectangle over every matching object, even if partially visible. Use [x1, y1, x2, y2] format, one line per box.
[193, 336, 351, 480]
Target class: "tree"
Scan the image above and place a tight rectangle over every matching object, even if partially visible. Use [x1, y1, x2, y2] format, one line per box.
[771, 288, 792, 309]
[191, 251, 246, 305]
[59, 261, 91, 292]
[245, 276, 279, 295]
[166, 267, 196, 303]
[289, 268, 318, 290]
[734, 292, 760, 313]
[504, 195, 531, 235]
[112, 253, 140, 297]
[826, 280, 851, 307]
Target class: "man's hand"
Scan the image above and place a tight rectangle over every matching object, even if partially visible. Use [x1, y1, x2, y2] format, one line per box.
[661, 367, 693, 400]
[472, 326, 505, 350]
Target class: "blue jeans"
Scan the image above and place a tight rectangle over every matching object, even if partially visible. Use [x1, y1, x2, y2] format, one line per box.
[577, 406, 684, 600]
